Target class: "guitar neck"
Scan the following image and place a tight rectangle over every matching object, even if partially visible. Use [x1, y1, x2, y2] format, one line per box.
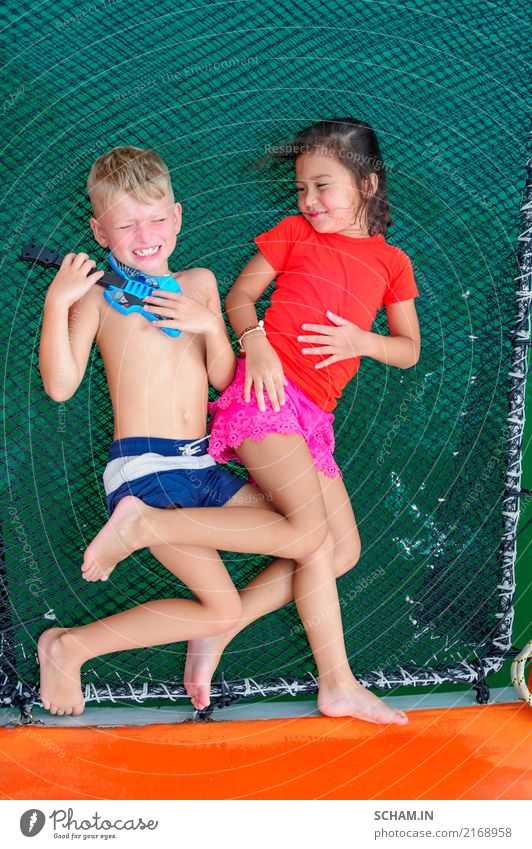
[20, 244, 128, 291]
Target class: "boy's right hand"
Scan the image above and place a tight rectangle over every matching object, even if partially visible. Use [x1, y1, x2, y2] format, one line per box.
[242, 333, 288, 413]
[45, 253, 105, 309]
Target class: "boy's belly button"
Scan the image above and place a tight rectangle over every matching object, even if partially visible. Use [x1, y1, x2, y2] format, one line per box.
[178, 407, 205, 426]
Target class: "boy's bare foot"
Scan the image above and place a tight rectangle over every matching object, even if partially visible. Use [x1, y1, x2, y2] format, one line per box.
[37, 628, 85, 716]
[318, 678, 408, 725]
[184, 633, 228, 711]
[82, 496, 148, 581]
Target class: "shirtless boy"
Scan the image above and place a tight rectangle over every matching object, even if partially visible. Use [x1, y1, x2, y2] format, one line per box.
[37, 145, 270, 715]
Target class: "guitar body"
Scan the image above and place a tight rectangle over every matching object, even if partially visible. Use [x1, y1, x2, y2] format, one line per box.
[105, 253, 182, 338]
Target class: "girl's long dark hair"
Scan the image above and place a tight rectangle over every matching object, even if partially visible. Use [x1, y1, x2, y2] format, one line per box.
[271, 118, 391, 236]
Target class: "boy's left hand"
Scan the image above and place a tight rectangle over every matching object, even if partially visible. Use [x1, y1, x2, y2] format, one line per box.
[144, 291, 221, 335]
[298, 310, 370, 368]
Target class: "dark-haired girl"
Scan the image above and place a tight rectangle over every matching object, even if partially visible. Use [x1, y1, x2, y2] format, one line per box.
[202, 118, 420, 722]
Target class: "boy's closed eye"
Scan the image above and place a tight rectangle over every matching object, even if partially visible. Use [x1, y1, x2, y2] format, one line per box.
[116, 218, 166, 229]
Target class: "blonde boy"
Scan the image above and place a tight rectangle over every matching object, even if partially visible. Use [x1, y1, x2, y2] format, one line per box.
[38, 146, 251, 715]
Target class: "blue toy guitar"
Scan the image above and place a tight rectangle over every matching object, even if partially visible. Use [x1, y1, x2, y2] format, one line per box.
[20, 243, 182, 338]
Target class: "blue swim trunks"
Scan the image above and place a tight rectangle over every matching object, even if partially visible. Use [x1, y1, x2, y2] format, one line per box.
[104, 436, 247, 515]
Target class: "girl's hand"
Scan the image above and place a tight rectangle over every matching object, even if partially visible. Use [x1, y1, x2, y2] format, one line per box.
[298, 310, 371, 369]
[242, 333, 288, 413]
[46, 253, 105, 309]
[144, 291, 222, 336]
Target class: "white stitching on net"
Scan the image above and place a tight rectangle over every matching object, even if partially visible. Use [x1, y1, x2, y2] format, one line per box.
[159, 682, 178, 702]
[278, 678, 299, 697]
[125, 683, 148, 703]
[307, 671, 319, 687]
[243, 678, 267, 697]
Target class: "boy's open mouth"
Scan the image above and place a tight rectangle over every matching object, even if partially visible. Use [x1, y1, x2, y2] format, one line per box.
[132, 245, 162, 259]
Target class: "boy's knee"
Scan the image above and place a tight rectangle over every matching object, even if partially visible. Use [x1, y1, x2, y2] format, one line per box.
[333, 538, 362, 578]
[213, 593, 242, 633]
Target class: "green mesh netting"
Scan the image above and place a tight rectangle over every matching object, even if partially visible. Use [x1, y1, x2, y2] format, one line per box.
[1, 0, 530, 709]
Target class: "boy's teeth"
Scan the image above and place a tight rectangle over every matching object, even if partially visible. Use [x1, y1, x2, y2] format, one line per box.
[134, 247, 159, 256]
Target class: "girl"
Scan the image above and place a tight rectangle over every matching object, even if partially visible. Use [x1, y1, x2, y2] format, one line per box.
[84, 118, 420, 725]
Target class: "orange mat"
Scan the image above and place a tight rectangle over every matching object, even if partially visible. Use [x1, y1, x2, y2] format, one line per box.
[1, 704, 530, 800]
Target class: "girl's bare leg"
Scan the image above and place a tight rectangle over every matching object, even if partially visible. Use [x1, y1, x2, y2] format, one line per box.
[186, 469, 407, 724]
[38, 544, 240, 716]
[184, 474, 361, 707]
[82, 436, 329, 581]
[293, 529, 407, 724]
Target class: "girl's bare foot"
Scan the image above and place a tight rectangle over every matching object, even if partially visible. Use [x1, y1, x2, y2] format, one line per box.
[37, 628, 85, 716]
[318, 677, 408, 725]
[82, 496, 149, 581]
[184, 633, 228, 711]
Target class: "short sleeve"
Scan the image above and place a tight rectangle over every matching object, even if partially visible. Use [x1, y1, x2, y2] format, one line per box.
[382, 249, 419, 304]
[253, 216, 306, 273]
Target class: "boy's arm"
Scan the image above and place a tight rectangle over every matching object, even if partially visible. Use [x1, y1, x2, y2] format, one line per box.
[202, 272, 237, 391]
[144, 269, 236, 392]
[299, 300, 420, 370]
[39, 253, 103, 401]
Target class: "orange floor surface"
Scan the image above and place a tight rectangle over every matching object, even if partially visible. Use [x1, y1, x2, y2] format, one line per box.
[0, 703, 530, 800]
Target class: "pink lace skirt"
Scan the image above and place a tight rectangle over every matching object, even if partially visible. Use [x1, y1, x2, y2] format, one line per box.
[208, 358, 341, 478]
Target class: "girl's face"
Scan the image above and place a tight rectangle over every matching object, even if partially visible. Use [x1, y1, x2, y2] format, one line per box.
[295, 151, 372, 237]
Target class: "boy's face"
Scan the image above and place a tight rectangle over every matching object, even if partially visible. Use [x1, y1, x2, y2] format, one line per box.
[90, 191, 182, 276]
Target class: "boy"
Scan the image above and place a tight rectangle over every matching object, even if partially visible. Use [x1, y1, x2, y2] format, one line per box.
[38, 145, 254, 715]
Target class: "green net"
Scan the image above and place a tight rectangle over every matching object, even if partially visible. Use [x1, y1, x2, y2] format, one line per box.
[1, 0, 530, 710]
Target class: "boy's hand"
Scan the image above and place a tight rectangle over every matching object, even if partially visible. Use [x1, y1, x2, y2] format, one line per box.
[45, 253, 105, 308]
[242, 333, 288, 413]
[143, 290, 223, 335]
[298, 310, 371, 368]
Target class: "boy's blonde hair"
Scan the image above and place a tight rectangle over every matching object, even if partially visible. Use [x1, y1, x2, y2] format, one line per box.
[87, 146, 173, 214]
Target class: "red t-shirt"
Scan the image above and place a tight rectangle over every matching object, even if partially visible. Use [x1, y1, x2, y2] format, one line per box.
[254, 215, 419, 412]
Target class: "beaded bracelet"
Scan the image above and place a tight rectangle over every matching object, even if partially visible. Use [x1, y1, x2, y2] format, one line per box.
[238, 320, 266, 351]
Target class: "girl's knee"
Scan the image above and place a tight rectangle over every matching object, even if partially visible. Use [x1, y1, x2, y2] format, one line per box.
[333, 538, 362, 577]
[292, 521, 329, 560]
[296, 529, 335, 566]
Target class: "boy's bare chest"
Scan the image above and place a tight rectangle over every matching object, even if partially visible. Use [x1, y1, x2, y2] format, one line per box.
[96, 300, 205, 375]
